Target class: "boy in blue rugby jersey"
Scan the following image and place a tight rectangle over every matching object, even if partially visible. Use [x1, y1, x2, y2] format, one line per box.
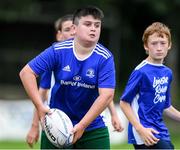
[26, 13, 123, 149]
[120, 22, 180, 149]
[20, 6, 123, 149]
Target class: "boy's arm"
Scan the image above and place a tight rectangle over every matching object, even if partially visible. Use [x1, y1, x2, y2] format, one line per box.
[26, 109, 40, 148]
[19, 65, 49, 120]
[26, 87, 50, 148]
[164, 105, 180, 121]
[72, 88, 114, 144]
[108, 101, 124, 132]
[26, 87, 49, 148]
[120, 100, 159, 146]
[39, 87, 49, 104]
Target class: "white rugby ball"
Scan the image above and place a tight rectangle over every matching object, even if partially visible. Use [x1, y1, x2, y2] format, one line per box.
[44, 108, 74, 148]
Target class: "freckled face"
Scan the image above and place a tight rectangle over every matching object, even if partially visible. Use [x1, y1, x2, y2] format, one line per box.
[144, 32, 171, 64]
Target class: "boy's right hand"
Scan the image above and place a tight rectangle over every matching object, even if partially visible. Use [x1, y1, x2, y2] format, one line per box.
[37, 105, 50, 129]
[137, 126, 159, 146]
[26, 124, 39, 148]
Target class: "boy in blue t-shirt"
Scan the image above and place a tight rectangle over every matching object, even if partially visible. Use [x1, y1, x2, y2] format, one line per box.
[120, 22, 180, 149]
[20, 6, 120, 149]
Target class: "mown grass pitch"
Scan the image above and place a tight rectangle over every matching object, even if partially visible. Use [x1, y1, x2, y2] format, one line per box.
[1, 128, 180, 149]
[0, 140, 39, 149]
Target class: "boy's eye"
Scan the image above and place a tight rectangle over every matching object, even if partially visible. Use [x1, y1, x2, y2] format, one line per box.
[160, 42, 166, 45]
[151, 42, 157, 45]
[151, 41, 166, 45]
[64, 28, 71, 32]
[84, 22, 91, 26]
[94, 23, 100, 28]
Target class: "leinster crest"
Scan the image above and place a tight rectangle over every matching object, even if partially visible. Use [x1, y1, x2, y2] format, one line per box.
[86, 68, 95, 78]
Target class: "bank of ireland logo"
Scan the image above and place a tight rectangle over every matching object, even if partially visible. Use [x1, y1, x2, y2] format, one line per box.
[86, 68, 95, 78]
[73, 75, 81, 81]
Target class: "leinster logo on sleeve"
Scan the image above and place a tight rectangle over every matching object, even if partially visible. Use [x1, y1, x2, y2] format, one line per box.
[86, 68, 95, 78]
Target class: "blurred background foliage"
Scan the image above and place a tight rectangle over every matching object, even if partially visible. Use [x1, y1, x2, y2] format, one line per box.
[0, 0, 180, 106]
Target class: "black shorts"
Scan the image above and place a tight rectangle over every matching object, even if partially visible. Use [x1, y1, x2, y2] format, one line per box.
[133, 139, 174, 149]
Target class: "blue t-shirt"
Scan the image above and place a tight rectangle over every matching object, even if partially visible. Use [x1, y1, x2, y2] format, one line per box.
[39, 71, 52, 89]
[120, 60, 172, 144]
[28, 38, 115, 131]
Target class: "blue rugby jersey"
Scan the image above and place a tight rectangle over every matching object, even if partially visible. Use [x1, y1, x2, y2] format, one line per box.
[120, 60, 172, 144]
[39, 71, 55, 105]
[39, 71, 52, 89]
[28, 38, 115, 131]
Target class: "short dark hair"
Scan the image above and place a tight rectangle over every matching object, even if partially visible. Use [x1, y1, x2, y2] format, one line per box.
[54, 14, 73, 31]
[73, 6, 104, 25]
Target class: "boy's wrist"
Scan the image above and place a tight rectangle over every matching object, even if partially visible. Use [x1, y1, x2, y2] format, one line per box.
[134, 123, 143, 132]
[32, 123, 39, 128]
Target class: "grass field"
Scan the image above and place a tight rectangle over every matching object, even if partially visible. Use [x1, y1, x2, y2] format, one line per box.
[0, 131, 180, 149]
[0, 119, 180, 149]
[0, 140, 39, 149]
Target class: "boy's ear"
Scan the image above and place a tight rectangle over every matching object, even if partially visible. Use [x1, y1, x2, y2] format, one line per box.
[144, 44, 148, 51]
[168, 43, 172, 50]
[71, 24, 76, 35]
[56, 31, 63, 41]
[168, 46, 171, 50]
[144, 44, 149, 54]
